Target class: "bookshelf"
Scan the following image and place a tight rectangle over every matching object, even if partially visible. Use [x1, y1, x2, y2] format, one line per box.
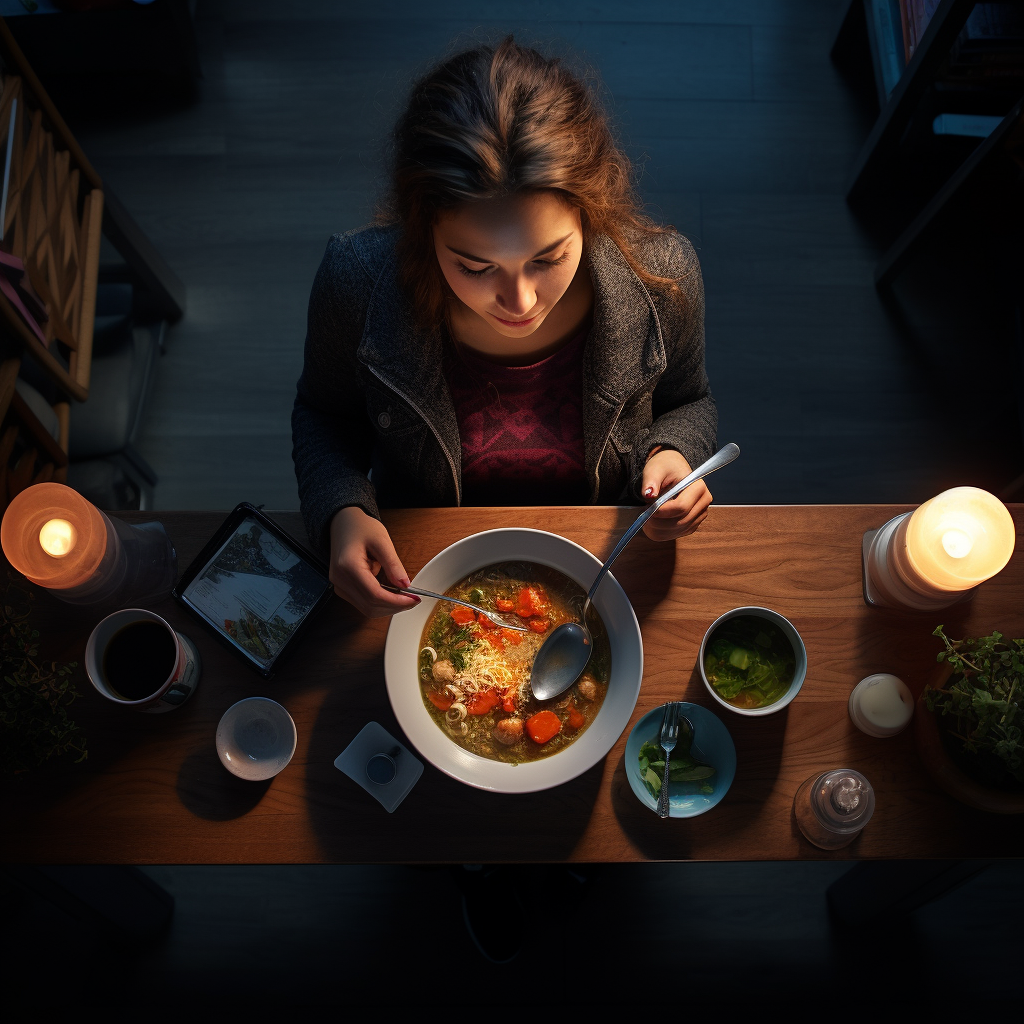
[873, 96, 1024, 287]
[833, 0, 1024, 204]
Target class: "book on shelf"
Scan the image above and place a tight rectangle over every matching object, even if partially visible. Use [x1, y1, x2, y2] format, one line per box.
[871, 0, 907, 98]
[900, 0, 1024, 79]
[0, 251, 48, 346]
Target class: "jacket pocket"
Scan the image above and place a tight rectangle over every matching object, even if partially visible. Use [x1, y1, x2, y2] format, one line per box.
[363, 382, 421, 437]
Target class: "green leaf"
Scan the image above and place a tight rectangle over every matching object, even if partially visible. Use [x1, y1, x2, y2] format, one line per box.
[670, 765, 716, 782]
[642, 767, 662, 796]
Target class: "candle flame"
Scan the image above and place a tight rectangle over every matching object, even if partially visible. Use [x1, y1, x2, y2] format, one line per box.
[941, 528, 973, 559]
[39, 518, 77, 558]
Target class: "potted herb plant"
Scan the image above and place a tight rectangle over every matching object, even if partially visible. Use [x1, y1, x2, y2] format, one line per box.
[1, 574, 85, 776]
[915, 626, 1024, 815]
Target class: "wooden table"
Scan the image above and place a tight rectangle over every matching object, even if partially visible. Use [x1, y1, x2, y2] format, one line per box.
[2, 505, 1022, 864]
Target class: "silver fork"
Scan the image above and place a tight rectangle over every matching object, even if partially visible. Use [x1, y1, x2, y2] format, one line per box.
[657, 702, 681, 818]
[377, 582, 529, 631]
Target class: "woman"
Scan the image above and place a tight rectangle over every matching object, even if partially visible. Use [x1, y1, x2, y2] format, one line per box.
[292, 38, 717, 617]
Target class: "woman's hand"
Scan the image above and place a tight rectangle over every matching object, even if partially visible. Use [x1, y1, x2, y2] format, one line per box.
[328, 506, 421, 617]
[640, 448, 712, 541]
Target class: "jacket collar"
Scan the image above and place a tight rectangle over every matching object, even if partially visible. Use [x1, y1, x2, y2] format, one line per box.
[356, 231, 667, 494]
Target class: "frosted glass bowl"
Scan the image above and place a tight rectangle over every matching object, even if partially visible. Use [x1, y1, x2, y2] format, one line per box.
[384, 528, 643, 793]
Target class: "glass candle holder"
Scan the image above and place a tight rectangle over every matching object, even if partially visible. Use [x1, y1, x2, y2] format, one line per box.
[1, 482, 176, 607]
[863, 487, 1015, 611]
[794, 769, 875, 850]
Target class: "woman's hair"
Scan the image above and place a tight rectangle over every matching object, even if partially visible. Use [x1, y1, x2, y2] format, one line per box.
[382, 37, 679, 330]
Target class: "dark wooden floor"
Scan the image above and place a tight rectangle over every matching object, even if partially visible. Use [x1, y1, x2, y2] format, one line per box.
[3, 860, 1021, 1008]
[31, 0, 1020, 509]
[4, 0, 1022, 1002]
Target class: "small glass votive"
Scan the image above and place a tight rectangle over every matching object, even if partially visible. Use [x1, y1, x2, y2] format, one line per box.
[849, 673, 914, 737]
[794, 769, 875, 850]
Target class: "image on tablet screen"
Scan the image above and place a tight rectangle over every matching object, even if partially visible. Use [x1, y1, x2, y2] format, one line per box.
[181, 517, 325, 668]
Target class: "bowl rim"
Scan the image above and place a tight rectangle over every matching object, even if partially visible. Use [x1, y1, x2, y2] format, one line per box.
[383, 527, 643, 793]
[698, 605, 807, 717]
[215, 696, 297, 780]
[625, 701, 737, 817]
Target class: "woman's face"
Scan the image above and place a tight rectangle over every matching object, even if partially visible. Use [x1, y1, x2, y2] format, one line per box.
[432, 191, 585, 341]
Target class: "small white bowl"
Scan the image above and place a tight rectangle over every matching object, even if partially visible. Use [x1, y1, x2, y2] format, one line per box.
[216, 697, 297, 781]
[699, 606, 807, 717]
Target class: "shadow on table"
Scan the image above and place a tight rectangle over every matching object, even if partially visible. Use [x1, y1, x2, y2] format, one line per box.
[852, 598, 975, 700]
[176, 743, 270, 820]
[610, 663, 788, 859]
[304, 653, 604, 862]
[603, 529, 677, 627]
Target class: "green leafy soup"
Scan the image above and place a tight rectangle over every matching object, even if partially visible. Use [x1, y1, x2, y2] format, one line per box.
[703, 614, 795, 710]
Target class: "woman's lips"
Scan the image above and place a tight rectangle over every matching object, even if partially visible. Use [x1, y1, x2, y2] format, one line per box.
[490, 312, 539, 328]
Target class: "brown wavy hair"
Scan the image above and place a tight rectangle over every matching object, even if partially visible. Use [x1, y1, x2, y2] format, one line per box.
[381, 37, 680, 331]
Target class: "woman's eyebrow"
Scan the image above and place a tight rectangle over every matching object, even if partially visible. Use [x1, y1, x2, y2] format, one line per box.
[446, 233, 574, 264]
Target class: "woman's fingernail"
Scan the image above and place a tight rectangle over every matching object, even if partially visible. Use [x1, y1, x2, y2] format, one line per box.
[400, 577, 411, 588]
[644, 487, 654, 497]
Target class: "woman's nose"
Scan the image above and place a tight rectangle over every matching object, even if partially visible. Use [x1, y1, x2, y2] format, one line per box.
[496, 275, 535, 317]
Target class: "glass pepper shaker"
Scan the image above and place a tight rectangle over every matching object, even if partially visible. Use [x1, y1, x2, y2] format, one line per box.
[794, 769, 875, 850]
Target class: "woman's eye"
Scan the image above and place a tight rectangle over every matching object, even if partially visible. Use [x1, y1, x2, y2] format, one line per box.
[457, 263, 490, 277]
[535, 253, 571, 269]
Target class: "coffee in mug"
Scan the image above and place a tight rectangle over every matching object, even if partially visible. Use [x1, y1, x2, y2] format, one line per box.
[86, 608, 201, 713]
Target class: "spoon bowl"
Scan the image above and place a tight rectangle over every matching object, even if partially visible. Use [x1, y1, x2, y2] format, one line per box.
[530, 443, 740, 701]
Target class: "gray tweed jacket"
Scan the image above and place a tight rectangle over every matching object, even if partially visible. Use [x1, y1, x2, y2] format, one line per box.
[292, 224, 717, 554]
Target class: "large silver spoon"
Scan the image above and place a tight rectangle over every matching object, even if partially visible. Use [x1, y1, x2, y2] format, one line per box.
[530, 442, 741, 701]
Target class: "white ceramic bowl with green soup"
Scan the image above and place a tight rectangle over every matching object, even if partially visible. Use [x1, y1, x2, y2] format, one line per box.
[384, 528, 643, 793]
[699, 606, 807, 716]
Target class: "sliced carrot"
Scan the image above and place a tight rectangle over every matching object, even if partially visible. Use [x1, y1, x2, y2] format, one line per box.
[427, 689, 453, 711]
[566, 701, 585, 730]
[450, 605, 476, 625]
[476, 611, 497, 630]
[466, 689, 500, 715]
[526, 709, 561, 744]
[503, 629, 522, 646]
[485, 631, 505, 651]
[527, 618, 550, 634]
[502, 692, 516, 714]
[496, 598, 515, 612]
[515, 586, 546, 618]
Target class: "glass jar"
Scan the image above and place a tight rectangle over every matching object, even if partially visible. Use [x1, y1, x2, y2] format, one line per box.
[794, 769, 875, 849]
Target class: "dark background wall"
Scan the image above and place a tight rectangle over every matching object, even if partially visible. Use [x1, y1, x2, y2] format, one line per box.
[12, 0, 1023, 509]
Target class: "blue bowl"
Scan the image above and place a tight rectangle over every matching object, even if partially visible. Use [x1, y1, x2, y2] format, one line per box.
[625, 702, 737, 818]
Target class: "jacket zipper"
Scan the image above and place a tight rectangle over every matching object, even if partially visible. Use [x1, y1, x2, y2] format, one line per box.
[367, 365, 461, 506]
[591, 389, 634, 502]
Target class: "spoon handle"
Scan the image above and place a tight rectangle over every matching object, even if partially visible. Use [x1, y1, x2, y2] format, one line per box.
[584, 442, 740, 610]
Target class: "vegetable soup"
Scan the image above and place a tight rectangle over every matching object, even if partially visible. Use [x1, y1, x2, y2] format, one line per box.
[418, 562, 611, 763]
[703, 614, 795, 709]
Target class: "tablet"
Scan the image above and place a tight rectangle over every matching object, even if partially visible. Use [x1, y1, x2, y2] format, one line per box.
[173, 503, 333, 677]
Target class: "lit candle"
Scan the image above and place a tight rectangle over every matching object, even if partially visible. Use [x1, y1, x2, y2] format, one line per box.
[39, 518, 78, 558]
[1, 482, 176, 606]
[848, 673, 914, 737]
[863, 486, 1016, 610]
[904, 487, 1015, 591]
[1, 483, 108, 592]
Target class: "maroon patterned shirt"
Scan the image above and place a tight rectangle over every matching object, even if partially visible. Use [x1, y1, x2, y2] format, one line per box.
[443, 330, 588, 506]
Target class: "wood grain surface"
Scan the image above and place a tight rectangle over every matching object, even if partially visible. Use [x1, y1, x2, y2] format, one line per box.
[2, 504, 1022, 864]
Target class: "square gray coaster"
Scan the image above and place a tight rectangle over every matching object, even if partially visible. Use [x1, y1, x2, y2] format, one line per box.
[334, 721, 423, 813]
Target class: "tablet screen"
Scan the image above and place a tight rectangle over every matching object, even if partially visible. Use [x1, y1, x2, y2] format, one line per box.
[180, 515, 330, 671]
